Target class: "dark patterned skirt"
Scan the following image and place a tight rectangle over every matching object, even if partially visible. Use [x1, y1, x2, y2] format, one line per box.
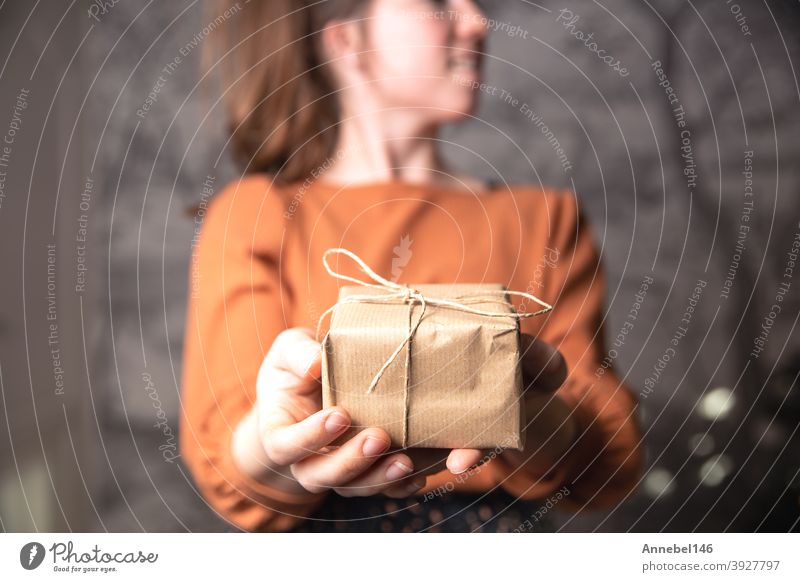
[288, 488, 552, 533]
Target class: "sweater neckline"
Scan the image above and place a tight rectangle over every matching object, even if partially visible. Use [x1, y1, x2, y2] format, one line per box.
[303, 177, 499, 196]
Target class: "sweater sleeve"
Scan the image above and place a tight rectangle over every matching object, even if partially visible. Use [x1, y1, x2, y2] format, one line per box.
[489, 192, 643, 509]
[179, 177, 328, 532]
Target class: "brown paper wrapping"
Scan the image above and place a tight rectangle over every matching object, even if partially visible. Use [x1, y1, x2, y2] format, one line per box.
[321, 283, 526, 451]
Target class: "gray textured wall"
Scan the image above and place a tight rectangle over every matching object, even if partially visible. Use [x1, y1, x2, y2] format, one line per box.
[84, 0, 800, 531]
[2, 0, 798, 532]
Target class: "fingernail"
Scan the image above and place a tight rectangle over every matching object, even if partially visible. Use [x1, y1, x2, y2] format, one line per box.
[362, 436, 389, 456]
[324, 412, 348, 434]
[385, 460, 413, 481]
[447, 459, 467, 474]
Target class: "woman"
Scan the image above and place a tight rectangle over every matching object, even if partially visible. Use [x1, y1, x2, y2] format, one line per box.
[180, 0, 642, 532]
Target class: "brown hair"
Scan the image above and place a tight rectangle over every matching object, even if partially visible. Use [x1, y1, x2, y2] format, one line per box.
[206, 0, 367, 184]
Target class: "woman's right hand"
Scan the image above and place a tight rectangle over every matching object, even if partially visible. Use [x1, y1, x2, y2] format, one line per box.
[251, 327, 430, 498]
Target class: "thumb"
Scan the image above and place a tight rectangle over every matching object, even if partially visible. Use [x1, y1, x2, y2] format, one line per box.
[266, 328, 323, 381]
[520, 333, 567, 393]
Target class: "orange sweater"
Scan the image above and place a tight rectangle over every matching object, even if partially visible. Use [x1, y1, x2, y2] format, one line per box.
[180, 175, 642, 532]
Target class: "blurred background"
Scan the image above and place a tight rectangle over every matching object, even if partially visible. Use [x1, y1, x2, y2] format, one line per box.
[0, 0, 798, 532]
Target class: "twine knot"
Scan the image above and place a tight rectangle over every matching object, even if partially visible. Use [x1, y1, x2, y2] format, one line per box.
[401, 286, 419, 303]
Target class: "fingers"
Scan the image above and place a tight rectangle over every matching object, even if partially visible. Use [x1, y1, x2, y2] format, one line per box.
[520, 333, 567, 393]
[382, 475, 428, 498]
[446, 448, 484, 474]
[404, 448, 448, 476]
[290, 428, 392, 493]
[265, 328, 322, 381]
[257, 327, 330, 466]
[257, 328, 427, 497]
[260, 406, 352, 466]
[332, 453, 417, 497]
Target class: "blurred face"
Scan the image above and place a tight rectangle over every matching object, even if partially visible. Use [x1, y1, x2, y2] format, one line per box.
[352, 0, 488, 123]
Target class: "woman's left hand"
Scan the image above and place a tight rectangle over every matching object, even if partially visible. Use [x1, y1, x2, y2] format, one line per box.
[444, 333, 576, 475]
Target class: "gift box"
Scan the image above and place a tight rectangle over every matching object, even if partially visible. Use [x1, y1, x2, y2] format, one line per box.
[318, 249, 552, 450]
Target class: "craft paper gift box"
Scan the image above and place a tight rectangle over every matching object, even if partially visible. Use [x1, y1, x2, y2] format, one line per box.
[321, 283, 538, 450]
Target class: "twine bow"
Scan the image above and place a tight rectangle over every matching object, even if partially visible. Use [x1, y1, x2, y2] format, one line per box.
[317, 248, 553, 447]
